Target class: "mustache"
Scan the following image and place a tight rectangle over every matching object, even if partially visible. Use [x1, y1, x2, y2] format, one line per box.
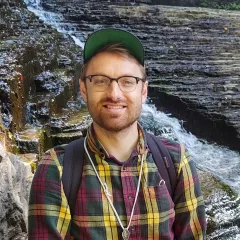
[100, 97, 127, 104]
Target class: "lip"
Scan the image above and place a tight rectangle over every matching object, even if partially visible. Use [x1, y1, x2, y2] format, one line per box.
[102, 104, 127, 112]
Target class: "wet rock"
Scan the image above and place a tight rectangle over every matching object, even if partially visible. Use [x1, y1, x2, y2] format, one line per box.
[0, 113, 12, 152]
[198, 170, 240, 238]
[34, 71, 65, 93]
[58, 55, 72, 68]
[205, 191, 240, 238]
[26, 98, 50, 125]
[0, 1, 82, 145]
[15, 125, 44, 154]
[49, 105, 91, 146]
[51, 131, 84, 146]
[25, 70, 75, 126]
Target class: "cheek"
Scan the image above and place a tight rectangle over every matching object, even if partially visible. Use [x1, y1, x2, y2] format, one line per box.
[86, 91, 103, 105]
[127, 94, 142, 107]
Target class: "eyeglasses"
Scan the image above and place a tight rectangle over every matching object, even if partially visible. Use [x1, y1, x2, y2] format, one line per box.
[84, 75, 146, 92]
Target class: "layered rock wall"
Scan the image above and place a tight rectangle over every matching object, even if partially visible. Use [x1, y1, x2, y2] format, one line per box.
[0, 1, 84, 153]
[150, 0, 200, 6]
[0, 0, 25, 7]
[41, 0, 240, 150]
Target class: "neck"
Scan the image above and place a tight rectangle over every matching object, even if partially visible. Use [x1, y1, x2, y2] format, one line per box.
[92, 122, 139, 161]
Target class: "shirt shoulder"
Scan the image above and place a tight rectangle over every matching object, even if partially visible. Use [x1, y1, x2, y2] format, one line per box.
[38, 144, 67, 170]
[159, 137, 182, 163]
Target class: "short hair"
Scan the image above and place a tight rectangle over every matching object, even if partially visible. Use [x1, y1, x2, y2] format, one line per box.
[80, 43, 146, 82]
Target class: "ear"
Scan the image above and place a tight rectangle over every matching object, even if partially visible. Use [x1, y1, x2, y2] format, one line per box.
[141, 81, 148, 104]
[80, 79, 87, 102]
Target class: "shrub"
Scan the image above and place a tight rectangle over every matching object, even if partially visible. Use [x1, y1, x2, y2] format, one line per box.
[200, 0, 240, 10]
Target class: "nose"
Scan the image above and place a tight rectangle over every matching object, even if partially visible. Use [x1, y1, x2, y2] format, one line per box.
[105, 80, 122, 101]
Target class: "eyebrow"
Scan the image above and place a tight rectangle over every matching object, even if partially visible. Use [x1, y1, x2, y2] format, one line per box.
[85, 73, 142, 78]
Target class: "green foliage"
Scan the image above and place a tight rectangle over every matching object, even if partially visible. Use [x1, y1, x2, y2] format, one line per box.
[200, 0, 240, 10]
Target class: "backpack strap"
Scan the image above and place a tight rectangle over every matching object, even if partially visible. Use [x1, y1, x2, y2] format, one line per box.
[145, 132, 177, 197]
[62, 138, 85, 216]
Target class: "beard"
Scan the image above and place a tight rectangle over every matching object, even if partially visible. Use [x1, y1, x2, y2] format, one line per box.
[92, 111, 139, 132]
[87, 96, 142, 132]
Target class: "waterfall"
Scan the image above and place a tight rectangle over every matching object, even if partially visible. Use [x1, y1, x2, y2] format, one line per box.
[24, 0, 85, 48]
[141, 104, 240, 192]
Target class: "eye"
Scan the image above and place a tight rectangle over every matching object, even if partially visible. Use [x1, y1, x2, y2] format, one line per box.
[95, 79, 105, 84]
[92, 76, 109, 85]
[120, 77, 135, 86]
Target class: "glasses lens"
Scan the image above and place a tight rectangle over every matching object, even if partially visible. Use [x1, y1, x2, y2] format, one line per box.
[118, 77, 137, 92]
[91, 75, 110, 91]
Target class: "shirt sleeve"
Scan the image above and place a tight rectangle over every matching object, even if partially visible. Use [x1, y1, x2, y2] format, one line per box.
[28, 146, 71, 239]
[172, 144, 207, 240]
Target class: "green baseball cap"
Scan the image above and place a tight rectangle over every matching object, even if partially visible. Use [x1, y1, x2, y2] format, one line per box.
[84, 28, 144, 66]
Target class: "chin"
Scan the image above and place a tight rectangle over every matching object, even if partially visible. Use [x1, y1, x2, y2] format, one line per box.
[95, 119, 138, 132]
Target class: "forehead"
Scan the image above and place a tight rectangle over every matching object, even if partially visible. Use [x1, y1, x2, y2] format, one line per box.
[85, 51, 143, 77]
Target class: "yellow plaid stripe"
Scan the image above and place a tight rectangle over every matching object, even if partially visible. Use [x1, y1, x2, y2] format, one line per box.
[29, 204, 62, 216]
[50, 148, 64, 176]
[73, 212, 174, 228]
[180, 144, 203, 239]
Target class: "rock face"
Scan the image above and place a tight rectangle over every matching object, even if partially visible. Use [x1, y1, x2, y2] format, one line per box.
[1, 0, 239, 150]
[0, 0, 25, 7]
[41, 0, 240, 151]
[0, 0, 89, 154]
[150, 0, 200, 6]
[0, 143, 34, 240]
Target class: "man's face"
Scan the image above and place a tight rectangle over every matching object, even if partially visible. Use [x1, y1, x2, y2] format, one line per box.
[80, 51, 148, 132]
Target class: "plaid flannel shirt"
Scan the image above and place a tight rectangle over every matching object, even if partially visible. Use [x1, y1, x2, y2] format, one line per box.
[28, 125, 206, 239]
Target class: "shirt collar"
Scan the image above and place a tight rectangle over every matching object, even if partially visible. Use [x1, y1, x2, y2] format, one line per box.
[86, 123, 147, 158]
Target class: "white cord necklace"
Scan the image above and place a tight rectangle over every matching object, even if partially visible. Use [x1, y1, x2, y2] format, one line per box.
[84, 137, 145, 240]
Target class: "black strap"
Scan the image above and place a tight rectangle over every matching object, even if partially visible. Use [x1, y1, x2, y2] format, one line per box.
[62, 138, 85, 216]
[145, 132, 177, 197]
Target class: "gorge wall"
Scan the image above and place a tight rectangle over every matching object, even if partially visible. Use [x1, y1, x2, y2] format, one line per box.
[1, 1, 240, 153]
[41, 0, 240, 151]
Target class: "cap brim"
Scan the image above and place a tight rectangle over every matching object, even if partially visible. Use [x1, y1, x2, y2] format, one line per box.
[84, 28, 144, 66]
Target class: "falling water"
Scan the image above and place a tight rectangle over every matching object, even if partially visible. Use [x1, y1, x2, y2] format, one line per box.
[24, 0, 85, 48]
[141, 104, 240, 192]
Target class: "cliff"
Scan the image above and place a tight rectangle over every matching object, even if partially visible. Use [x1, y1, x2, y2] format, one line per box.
[41, 0, 240, 151]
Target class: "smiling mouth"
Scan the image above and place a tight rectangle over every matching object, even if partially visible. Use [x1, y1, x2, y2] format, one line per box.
[104, 105, 126, 109]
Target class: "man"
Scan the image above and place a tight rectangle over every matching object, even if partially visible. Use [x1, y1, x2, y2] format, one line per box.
[28, 28, 206, 239]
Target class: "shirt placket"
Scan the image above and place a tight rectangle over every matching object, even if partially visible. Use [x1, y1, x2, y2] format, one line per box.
[121, 163, 140, 239]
